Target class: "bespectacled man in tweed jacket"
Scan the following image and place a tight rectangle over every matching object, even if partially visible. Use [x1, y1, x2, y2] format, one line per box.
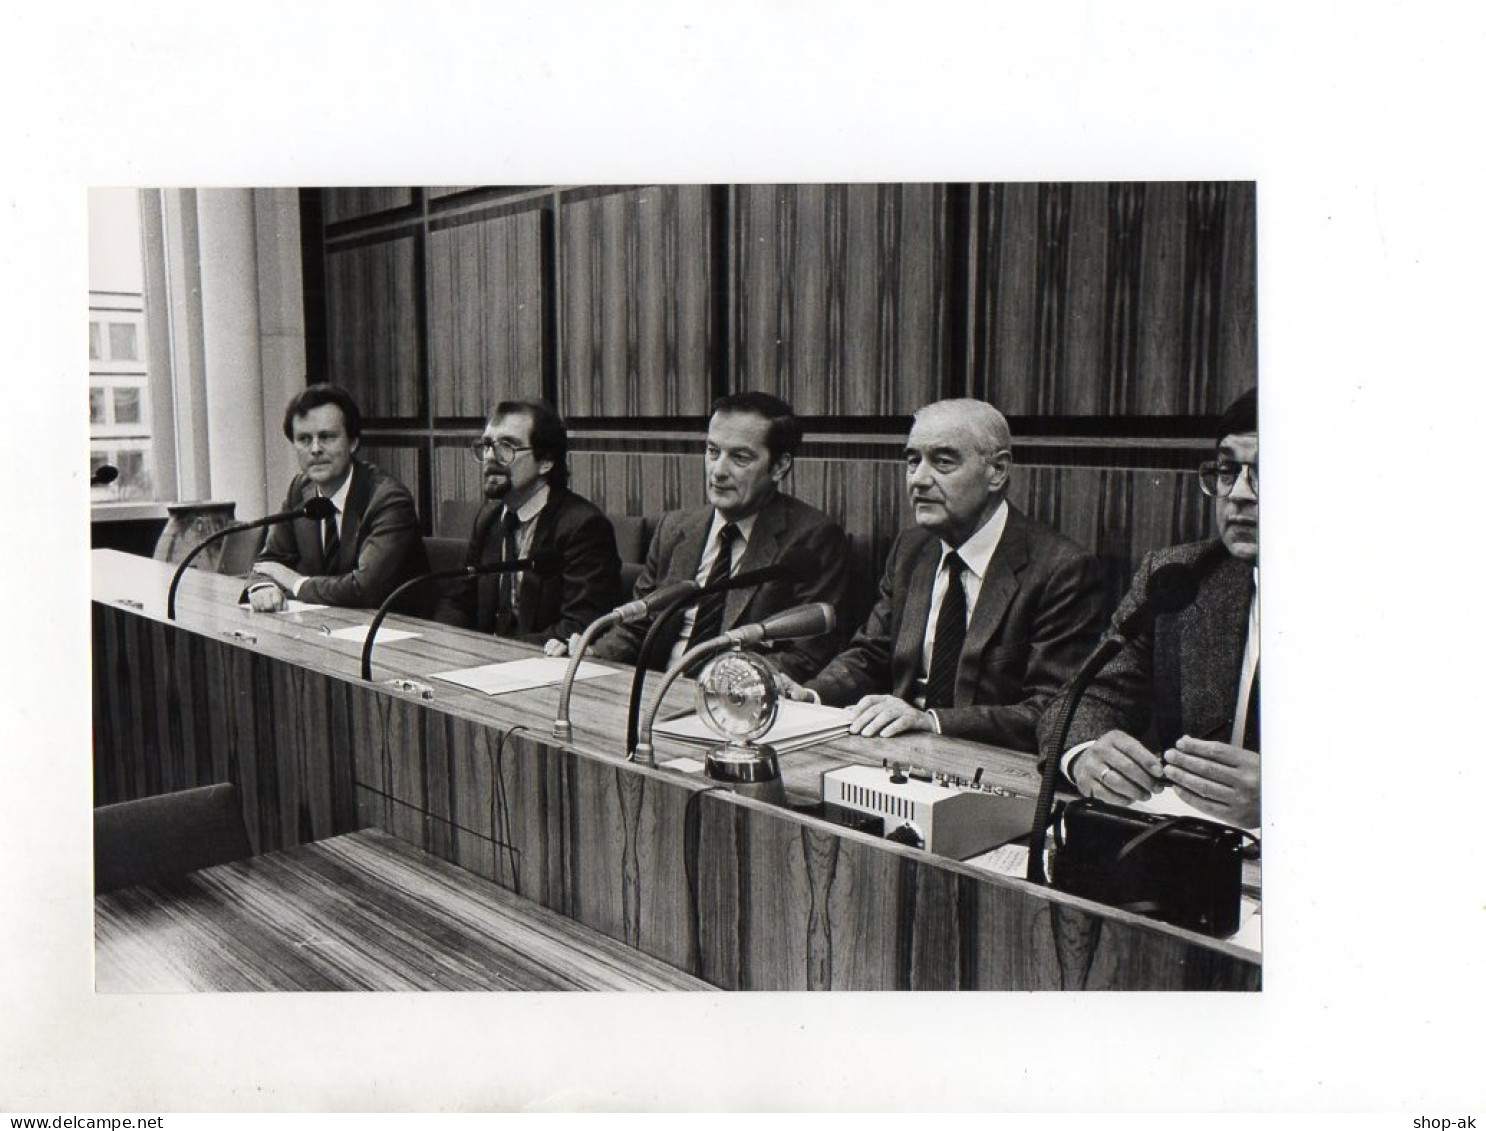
[1042, 388, 1261, 830]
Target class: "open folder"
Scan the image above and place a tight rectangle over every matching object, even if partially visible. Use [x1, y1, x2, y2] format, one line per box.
[654, 698, 851, 754]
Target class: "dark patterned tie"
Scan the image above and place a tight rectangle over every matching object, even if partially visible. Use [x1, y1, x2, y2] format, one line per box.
[321, 506, 340, 572]
[689, 523, 740, 647]
[923, 552, 967, 709]
[495, 510, 521, 636]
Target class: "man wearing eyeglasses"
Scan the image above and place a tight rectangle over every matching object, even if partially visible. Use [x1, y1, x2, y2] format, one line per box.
[247, 383, 429, 611]
[433, 399, 622, 646]
[1043, 388, 1261, 829]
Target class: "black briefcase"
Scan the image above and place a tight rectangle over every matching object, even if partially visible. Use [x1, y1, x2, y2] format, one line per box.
[1050, 797, 1256, 938]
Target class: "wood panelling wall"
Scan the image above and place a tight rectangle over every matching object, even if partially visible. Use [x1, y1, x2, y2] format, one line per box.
[303, 182, 1256, 624]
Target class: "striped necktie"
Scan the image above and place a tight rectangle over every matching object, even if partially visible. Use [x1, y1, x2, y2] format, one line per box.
[923, 552, 967, 709]
[690, 523, 740, 646]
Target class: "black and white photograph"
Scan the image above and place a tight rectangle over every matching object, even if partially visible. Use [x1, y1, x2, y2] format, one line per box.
[5, 0, 1485, 1117]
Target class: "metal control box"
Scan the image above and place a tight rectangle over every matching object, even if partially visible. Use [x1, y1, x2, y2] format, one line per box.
[821, 763, 1037, 860]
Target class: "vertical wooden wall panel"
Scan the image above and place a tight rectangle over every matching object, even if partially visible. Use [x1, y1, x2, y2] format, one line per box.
[979, 183, 1042, 413]
[567, 451, 708, 522]
[559, 186, 714, 417]
[1132, 181, 1189, 415]
[734, 184, 949, 415]
[323, 188, 413, 225]
[325, 236, 420, 419]
[431, 440, 484, 533]
[306, 183, 1256, 611]
[427, 212, 545, 417]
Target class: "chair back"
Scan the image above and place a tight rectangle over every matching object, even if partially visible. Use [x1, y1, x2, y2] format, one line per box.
[94, 783, 252, 894]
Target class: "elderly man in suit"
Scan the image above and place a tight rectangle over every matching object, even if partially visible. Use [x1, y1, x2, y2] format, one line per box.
[1043, 388, 1260, 829]
[247, 383, 429, 611]
[586, 390, 848, 682]
[781, 398, 1104, 754]
[434, 399, 622, 646]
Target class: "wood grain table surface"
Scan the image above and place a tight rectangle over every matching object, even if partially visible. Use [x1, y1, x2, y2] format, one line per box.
[95, 827, 713, 991]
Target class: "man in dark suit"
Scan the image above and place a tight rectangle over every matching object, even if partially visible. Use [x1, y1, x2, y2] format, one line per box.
[782, 398, 1104, 754]
[586, 391, 848, 682]
[1043, 388, 1260, 828]
[248, 383, 429, 611]
[434, 399, 622, 647]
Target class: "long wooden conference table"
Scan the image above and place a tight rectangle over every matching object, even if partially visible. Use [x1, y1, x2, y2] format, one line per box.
[91, 548, 1261, 991]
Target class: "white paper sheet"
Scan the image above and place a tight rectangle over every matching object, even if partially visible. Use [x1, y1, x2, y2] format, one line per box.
[430, 656, 620, 696]
[1129, 786, 1261, 837]
[279, 600, 330, 614]
[327, 625, 420, 644]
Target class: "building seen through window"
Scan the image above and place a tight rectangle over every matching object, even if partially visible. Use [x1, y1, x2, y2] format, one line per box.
[89, 190, 154, 503]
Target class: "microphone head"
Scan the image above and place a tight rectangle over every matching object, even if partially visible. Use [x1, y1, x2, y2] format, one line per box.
[529, 548, 563, 578]
[644, 579, 701, 612]
[301, 496, 337, 521]
[758, 602, 836, 641]
[91, 464, 119, 486]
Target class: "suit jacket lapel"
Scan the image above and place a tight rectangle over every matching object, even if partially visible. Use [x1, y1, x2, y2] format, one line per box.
[672, 507, 714, 582]
[959, 507, 1029, 700]
[515, 489, 562, 633]
[296, 476, 326, 573]
[334, 462, 369, 571]
[1179, 553, 1251, 738]
[892, 536, 941, 699]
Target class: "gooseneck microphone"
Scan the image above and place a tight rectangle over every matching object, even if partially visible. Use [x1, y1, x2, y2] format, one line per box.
[91, 465, 119, 487]
[630, 602, 836, 766]
[623, 546, 818, 759]
[359, 548, 562, 682]
[552, 579, 699, 742]
[1024, 561, 1202, 883]
[167, 496, 337, 621]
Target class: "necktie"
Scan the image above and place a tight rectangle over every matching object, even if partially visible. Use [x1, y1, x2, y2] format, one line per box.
[923, 552, 967, 709]
[495, 510, 521, 635]
[321, 506, 340, 572]
[689, 523, 740, 647]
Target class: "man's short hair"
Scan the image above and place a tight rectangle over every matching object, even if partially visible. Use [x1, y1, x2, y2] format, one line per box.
[493, 399, 570, 489]
[710, 390, 802, 465]
[1217, 388, 1258, 446]
[283, 383, 363, 441]
[912, 398, 1013, 458]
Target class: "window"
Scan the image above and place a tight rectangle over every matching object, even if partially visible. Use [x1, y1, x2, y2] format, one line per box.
[90, 189, 157, 504]
[113, 386, 141, 424]
[108, 322, 139, 361]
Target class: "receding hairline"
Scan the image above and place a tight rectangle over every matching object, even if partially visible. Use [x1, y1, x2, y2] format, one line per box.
[910, 399, 1012, 456]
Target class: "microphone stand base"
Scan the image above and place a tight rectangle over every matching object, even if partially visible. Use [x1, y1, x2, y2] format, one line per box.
[705, 742, 786, 805]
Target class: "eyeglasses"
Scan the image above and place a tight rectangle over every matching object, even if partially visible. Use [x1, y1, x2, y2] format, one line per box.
[1198, 460, 1259, 498]
[470, 438, 532, 465]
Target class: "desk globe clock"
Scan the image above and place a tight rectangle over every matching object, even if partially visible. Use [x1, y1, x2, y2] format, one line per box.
[693, 649, 788, 801]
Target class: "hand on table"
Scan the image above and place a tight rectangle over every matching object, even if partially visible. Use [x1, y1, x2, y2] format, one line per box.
[845, 694, 934, 738]
[248, 585, 286, 612]
[253, 562, 303, 596]
[1162, 737, 1260, 828]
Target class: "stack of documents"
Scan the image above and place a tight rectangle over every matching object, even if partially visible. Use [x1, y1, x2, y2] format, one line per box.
[654, 698, 851, 753]
[430, 657, 620, 696]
